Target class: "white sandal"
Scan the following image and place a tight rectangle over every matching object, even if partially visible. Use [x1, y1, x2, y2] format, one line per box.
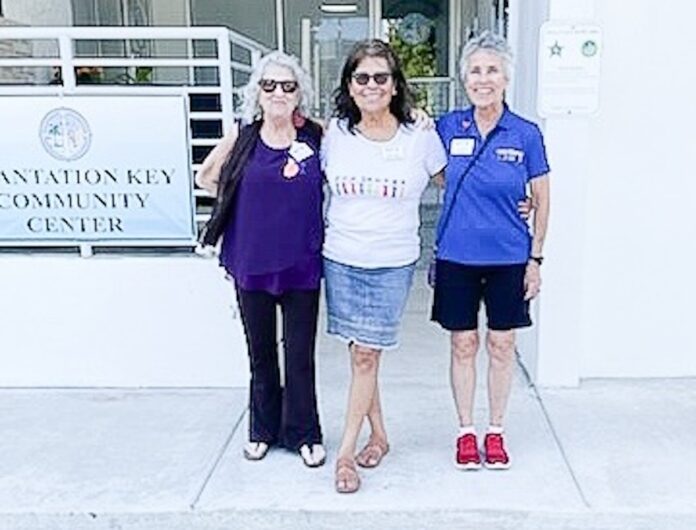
[299, 443, 326, 468]
[243, 441, 270, 461]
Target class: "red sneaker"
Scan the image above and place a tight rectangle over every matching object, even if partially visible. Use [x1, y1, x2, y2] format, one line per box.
[483, 432, 511, 469]
[455, 433, 482, 470]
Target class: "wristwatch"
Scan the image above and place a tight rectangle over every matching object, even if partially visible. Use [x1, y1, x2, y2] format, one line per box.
[529, 255, 544, 266]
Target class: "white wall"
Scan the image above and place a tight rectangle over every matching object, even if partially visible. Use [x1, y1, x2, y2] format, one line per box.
[533, 0, 696, 384]
[508, 0, 550, 382]
[0, 256, 249, 387]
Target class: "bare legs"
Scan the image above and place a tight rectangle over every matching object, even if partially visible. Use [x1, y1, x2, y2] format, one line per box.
[486, 330, 516, 426]
[451, 331, 479, 427]
[337, 343, 383, 461]
[335, 343, 387, 492]
[450, 329, 515, 428]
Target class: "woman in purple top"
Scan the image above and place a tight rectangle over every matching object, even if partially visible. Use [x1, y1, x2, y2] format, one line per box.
[196, 51, 326, 467]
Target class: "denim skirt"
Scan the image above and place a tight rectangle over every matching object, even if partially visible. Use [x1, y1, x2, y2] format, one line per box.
[323, 257, 415, 350]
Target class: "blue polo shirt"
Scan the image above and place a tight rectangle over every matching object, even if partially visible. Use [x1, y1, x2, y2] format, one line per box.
[435, 106, 550, 265]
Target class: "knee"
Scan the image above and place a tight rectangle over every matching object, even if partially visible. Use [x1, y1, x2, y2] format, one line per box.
[451, 332, 479, 365]
[487, 333, 515, 365]
[351, 345, 380, 375]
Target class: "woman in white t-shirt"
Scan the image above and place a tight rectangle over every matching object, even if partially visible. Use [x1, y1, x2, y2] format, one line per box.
[322, 39, 447, 494]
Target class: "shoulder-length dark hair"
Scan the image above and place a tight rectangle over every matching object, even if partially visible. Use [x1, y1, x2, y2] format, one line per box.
[332, 39, 415, 133]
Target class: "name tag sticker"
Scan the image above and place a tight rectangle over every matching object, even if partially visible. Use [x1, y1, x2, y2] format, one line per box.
[382, 145, 405, 160]
[289, 141, 314, 162]
[450, 138, 475, 156]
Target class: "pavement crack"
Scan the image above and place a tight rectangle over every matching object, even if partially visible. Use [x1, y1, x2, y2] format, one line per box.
[189, 405, 248, 510]
[516, 352, 592, 509]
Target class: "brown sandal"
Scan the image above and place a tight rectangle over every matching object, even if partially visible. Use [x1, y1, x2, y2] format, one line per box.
[355, 439, 390, 468]
[335, 457, 361, 494]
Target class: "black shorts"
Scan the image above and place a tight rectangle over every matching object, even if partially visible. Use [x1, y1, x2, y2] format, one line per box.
[431, 259, 532, 331]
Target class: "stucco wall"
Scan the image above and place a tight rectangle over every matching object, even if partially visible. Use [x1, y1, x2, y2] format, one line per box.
[532, 0, 696, 384]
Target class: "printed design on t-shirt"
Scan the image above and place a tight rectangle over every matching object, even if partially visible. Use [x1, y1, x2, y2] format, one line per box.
[495, 147, 525, 164]
[333, 175, 407, 198]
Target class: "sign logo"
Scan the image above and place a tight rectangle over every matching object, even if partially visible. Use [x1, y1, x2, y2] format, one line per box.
[581, 40, 598, 57]
[39, 107, 92, 161]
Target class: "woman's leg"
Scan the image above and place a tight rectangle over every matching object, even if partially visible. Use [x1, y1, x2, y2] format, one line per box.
[365, 383, 388, 444]
[482, 264, 529, 427]
[337, 343, 382, 459]
[486, 329, 516, 426]
[278, 288, 322, 451]
[354, 382, 390, 468]
[483, 329, 515, 469]
[450, 330, 480, 427]
[335, 343, 382, 491]
[235, 287, 281, 445]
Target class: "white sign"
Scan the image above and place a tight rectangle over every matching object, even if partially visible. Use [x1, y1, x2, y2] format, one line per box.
[538, 23, 602, 117]
[0, 96, 195, 243]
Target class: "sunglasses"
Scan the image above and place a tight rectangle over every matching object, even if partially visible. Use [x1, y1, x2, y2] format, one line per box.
[351, 72, 392, 86]
[259, 79, 299, 93]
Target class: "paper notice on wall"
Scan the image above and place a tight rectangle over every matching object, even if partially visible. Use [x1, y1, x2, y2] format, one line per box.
[538, 23, 602, 117]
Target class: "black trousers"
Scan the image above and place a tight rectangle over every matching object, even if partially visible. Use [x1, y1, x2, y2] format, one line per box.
[235, 286, 322, 451]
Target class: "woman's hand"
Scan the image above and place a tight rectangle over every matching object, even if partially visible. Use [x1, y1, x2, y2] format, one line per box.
[411, 108, 435, 130]
[518, 196, 533, 220]
[524, 261, 541, 300]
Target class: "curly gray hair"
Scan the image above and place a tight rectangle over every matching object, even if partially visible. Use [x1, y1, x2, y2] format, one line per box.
[459, 31, 514, 82]
[240, 51, 314, 124]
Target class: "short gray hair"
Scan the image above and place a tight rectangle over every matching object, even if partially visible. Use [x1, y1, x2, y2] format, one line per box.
[459, 31, 514, 82]
[240, 51, 314, 124]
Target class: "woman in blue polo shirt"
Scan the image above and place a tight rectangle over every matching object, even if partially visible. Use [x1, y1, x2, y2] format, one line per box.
[432, 31, 550, 471]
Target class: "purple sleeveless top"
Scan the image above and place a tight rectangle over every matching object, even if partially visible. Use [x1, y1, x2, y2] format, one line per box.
[220, 128, 323, 295]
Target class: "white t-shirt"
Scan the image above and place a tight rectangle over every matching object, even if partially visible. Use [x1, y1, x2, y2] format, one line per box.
[321, 118, 447, 268]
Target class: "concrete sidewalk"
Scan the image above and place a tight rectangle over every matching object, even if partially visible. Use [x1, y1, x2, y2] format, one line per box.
[1, 276, 694, 529]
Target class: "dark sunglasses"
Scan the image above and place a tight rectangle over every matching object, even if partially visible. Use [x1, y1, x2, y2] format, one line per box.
[259, 79, 299, 93]
[351, 72, 392, 86]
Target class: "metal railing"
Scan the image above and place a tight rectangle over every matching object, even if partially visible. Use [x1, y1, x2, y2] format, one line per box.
[408, 76, 456, 118]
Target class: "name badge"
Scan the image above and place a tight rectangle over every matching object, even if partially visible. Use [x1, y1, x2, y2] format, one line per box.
[450, 138, 475, 156]
[289, 141, 314, 162]
[382, 145, 405, 160]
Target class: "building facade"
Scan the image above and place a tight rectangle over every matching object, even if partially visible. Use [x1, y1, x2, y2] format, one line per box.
[1, 0, 695, 387]
[1, 0, 509, 117]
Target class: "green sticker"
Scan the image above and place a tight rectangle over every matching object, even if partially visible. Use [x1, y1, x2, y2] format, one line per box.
[582, 40, 598, 57]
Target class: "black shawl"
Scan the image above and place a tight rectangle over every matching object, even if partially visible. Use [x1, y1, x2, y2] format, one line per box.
[199, 119, 323, 247]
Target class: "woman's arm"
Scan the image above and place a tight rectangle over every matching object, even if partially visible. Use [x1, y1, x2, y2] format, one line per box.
[524, 174, 550, 300]
[529, 174, 550, 258]
[194, 123, 239, 196]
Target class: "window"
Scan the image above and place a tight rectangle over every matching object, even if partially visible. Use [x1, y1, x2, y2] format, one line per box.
[191, 0, 277, 49]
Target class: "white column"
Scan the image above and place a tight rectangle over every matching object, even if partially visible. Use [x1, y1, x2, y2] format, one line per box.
[534, 0, 595, 386]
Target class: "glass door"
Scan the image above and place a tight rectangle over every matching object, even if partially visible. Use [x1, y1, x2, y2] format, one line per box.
[378, 0, 451, 116]
[283, 0, 371, 119]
